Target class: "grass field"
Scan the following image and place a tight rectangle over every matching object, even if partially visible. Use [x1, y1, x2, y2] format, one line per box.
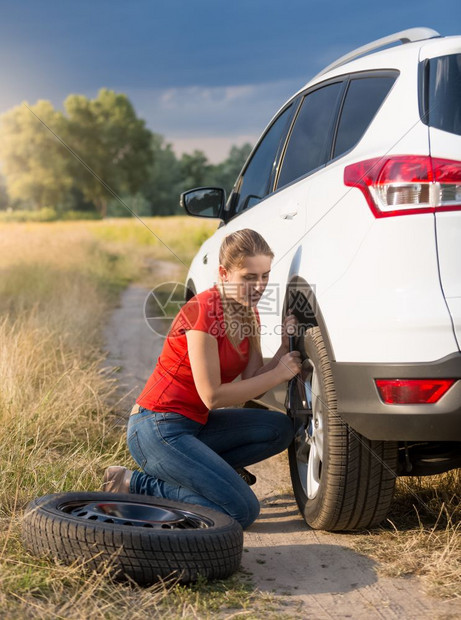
[0, 217, 459, 617]
[352, 470, 460, 599]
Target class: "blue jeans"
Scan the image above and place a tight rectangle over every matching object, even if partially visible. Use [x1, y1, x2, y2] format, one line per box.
[126, 407, 294, 529]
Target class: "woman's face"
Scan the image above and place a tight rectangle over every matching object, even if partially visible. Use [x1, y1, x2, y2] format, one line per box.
[219, 254, 272, 309]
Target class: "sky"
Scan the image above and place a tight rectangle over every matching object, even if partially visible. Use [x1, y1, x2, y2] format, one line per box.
[0, 1, 459, 163]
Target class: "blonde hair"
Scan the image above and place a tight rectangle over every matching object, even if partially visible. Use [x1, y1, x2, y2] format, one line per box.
[216, 228, 274, 361]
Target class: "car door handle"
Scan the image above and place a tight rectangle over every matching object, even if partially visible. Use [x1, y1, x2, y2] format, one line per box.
[202, 253, 208, 264]
[280, 210, 298, 220]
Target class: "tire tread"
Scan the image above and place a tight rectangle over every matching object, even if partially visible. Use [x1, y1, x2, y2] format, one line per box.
[289, 327, 398, 531]
[21, 492, 243, 585]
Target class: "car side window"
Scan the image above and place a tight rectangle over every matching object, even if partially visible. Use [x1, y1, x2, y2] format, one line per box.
[233, 104, 294, 215]
[426, 54, 461, 136]
[333, 75, 396, 158]
[277, 82, 344, 189]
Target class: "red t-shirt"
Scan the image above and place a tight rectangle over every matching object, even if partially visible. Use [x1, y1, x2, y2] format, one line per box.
[136, 284, 260, 424]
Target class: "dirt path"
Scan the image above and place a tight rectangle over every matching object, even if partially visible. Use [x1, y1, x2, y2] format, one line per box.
[102, 266, 460, 619]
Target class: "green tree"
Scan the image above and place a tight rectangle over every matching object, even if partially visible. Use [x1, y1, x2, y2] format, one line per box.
[0, 100, 72, 209]
[141, 134, 182, 215]
[63, 89, 153, 217]
[210, 143, 252, 195]
[179, 150, 210, 191]
[0, 172, 10, 210]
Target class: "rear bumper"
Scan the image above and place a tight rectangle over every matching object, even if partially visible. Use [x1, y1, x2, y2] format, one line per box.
[331, 352, 461, 440]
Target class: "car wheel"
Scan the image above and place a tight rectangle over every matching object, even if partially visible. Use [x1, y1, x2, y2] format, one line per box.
[288, 326, 398, 531]
[21, 492, 243, 585]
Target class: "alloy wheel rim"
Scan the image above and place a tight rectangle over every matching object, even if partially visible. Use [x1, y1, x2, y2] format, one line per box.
[294, 359, 324, 500]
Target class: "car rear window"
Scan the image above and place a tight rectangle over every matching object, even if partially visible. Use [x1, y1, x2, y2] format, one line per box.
[277, 82, 344, 189]
[333, 75, 396, 158]
[425, 53, 461, 136]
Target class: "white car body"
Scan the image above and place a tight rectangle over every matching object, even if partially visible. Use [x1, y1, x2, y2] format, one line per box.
[183, 28, 461, 448]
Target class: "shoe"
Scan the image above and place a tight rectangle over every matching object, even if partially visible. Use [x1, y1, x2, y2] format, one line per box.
[102, 466, 133, 493]
[235, 467, 257, 486]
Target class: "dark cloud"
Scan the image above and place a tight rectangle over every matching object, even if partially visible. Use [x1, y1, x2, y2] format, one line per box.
[0, 0, 459, 160]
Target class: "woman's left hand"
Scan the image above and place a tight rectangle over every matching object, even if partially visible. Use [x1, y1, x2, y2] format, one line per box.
[281, 308, 299, 351]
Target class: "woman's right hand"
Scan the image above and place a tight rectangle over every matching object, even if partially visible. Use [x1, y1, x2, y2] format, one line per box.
[275, 351, 302, 382]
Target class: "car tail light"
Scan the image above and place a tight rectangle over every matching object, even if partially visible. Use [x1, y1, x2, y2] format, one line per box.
[344, 156, 461, 217]
[375, 378, 456, 404]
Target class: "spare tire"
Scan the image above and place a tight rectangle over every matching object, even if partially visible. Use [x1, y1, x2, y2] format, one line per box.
[21, 492, 243, 585]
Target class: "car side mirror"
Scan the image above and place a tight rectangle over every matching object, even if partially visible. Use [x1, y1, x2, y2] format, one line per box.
[180, 187, 226, 219]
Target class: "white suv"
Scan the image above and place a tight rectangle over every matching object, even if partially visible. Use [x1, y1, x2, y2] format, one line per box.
[180, 28, 461, 531]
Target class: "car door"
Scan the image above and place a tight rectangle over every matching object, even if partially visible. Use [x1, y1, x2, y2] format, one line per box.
[220, 100, 309, 362]
[245, 81, 346, 364]
[197, 101, 299, 299]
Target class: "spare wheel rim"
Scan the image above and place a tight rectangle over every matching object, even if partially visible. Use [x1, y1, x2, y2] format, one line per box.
[56, 499, 215, 529]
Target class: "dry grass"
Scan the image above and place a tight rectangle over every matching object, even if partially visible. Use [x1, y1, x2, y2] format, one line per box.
[351, 470, 460, 600]
[0, 218, 262, 619]
[0, 224, 136, 509]
[1, 217, 459, 614]
[87, 215, 219, 264]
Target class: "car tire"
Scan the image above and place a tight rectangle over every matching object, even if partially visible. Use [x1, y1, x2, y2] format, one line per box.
[288, 326, 398, 531]
[21, 492, 243, 585]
